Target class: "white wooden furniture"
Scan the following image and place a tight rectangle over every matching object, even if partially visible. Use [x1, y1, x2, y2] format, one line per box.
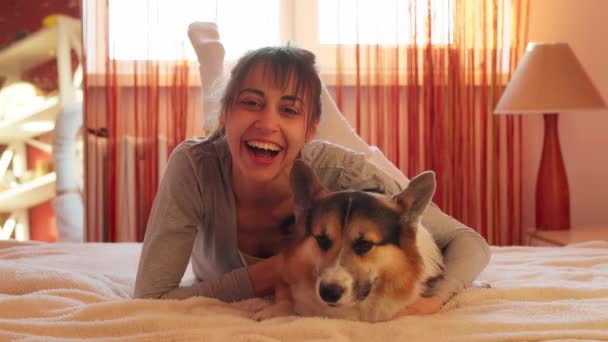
[0, 15, 81, 241]
[526, 225, 608, 247]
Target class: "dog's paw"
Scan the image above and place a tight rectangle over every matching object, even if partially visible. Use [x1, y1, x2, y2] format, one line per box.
[252, 300, 294, 321]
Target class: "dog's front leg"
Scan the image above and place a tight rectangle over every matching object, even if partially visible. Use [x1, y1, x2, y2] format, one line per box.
[253, 283, 294, 321]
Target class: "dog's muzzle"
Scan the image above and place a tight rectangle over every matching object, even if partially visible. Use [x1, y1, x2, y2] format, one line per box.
[319, 282, 345, 304]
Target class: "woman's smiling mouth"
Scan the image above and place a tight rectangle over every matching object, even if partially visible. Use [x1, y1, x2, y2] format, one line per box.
[245, 140, 284, 163]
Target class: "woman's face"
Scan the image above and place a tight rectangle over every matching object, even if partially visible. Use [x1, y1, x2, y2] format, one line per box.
[223, 64, 318, 186]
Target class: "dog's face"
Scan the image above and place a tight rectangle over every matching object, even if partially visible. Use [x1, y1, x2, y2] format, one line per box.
[288, 160, 436, 309]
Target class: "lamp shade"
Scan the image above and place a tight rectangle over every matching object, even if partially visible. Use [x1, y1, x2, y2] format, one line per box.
[494, 42, 606, 114]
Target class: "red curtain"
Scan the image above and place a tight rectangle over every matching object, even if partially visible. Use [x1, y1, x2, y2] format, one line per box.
[83, 3, 200, 242]
[331, 0, 529, 245]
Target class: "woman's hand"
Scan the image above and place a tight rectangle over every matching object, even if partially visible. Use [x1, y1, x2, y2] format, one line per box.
[247, 253, 285, 296]
[394, 296, 444, 318]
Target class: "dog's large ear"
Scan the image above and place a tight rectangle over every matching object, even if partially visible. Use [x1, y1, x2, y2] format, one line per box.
[393, 171, 436, 224]
[291, 159, 327, 210]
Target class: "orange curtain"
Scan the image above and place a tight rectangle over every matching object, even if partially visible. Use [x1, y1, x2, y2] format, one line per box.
[332, 0, 529, 246]
[83, 2, 201, 242]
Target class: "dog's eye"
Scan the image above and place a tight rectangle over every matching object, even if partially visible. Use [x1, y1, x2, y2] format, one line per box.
[352, 239, 374, 255]
[315, 234, 333, 251]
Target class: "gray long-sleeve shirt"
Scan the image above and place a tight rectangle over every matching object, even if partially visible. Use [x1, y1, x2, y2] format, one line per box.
[134, 137, 491, 303]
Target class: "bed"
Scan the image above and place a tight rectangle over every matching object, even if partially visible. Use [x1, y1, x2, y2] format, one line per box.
[1, 239, 607, 341]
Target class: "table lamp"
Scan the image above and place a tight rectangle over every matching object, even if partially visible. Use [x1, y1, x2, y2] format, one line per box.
[494, 42, 606, 230]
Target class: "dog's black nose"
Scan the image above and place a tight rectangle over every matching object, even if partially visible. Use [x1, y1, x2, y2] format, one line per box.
[319, 283, 344, 303]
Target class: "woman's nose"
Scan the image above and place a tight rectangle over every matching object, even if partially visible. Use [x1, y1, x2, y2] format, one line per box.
[253, 106, 280, 132]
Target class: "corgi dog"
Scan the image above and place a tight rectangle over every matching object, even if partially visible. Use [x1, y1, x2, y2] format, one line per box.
[254, 160, 444, 322]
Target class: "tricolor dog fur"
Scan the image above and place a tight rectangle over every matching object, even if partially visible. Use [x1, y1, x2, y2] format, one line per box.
[254, 160, 445, 322]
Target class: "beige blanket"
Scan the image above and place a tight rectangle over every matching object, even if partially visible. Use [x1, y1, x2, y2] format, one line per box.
[1, 240, 607, 342]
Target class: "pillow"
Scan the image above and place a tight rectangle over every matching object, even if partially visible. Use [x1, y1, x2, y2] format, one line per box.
[188, 22, 409, 188]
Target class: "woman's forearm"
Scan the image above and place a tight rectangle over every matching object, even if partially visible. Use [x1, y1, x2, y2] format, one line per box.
[434, 233, 491, 302]
[153, 255, 284, 301]
[247, 254, 284, 296]
[150, 267, 256, 302]
[421, 203, 491, 302]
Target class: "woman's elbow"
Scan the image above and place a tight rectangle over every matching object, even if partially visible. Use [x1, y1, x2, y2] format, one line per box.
[133, 287, 167, 300]
[459, 228, 492, 269]
[476, 233, 492, 268]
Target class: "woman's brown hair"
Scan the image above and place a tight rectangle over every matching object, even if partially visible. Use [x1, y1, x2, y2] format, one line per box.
[208, 45, 322, 141]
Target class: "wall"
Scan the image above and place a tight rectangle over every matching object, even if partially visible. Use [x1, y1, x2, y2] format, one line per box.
[525, 0, 608, 229]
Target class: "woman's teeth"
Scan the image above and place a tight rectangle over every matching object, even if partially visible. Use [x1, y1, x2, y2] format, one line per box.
[245, 140, 282, 159]
[246, 141, 282, 152]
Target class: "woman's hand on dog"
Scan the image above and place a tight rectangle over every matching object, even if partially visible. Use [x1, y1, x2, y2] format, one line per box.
[394, 296, 443, 317]
[247, 253, 286, 296]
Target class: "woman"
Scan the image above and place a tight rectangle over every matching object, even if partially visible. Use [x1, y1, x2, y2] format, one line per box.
[133, 45, 490, 317]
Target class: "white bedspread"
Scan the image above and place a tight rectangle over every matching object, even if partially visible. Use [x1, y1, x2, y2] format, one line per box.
[1, 240, 607, 341]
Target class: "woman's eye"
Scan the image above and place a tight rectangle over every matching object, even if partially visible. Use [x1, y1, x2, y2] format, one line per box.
[352, 239, 374, 256]
[282, 106, 300, 115]
[239, 99, 261, 109]
[315, 234, 333, 251]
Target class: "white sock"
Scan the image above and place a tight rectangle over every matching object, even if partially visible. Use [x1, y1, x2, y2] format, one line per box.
[188, 22, 225, 131]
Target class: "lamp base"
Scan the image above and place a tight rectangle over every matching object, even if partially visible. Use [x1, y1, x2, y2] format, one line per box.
[536, 113, 570, 230]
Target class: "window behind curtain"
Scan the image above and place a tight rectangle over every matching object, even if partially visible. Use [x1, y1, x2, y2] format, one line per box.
[88, 0, 512, 77]
[107, 0, 280, 61]
[319, 0, 454, 45]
